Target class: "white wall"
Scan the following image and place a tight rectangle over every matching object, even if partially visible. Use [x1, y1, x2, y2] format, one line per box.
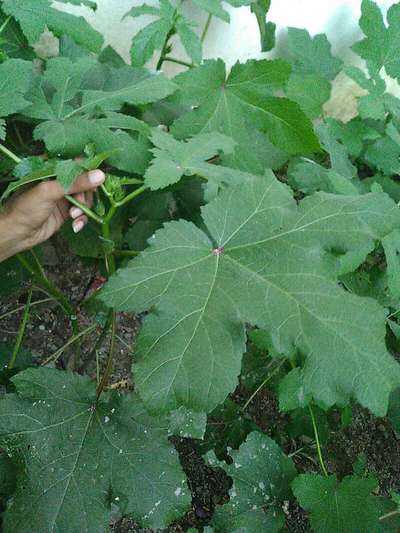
[52, 0, 400, 121]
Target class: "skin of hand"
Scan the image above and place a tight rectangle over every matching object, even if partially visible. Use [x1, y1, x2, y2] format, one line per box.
[0, 169, 105, 263]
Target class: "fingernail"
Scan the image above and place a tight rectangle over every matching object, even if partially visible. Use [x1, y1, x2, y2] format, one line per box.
[73, 220, 84, 233]
[88, 169, 105, 185]
[70, 207, 83, 219]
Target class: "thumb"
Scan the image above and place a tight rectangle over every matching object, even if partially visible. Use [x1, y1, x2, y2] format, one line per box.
[35, 170, 106, 201]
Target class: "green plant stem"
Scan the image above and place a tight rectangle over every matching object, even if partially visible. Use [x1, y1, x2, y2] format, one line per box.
[156, 29, 174, 71]
[201, 13, 212, 43]
[114, 249, 139, 258]
[115, 185, 147, 207]
[164, 56, 193, 68]
[8, 287, 33, 370]
[42, 324, 97, 366]
[0, 16, 11, 35]
[65, 195, 104, 225]
[0, 143, 21, 164]
[379, 509, 400, 522]
[242, 358, 286, 411]
[80, 309, 113, 372]
[96, 311, 116, 399]
[0, 297, 52, 322]
[308, 403, 329, 477]
[102, 204, 117, 275]
[16, 253, 75, 318]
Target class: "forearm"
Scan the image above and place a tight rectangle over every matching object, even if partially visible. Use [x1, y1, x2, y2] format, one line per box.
[0, 209, 23, 262]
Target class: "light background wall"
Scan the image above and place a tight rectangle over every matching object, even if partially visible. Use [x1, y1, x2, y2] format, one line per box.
[52, 0, 399, 121]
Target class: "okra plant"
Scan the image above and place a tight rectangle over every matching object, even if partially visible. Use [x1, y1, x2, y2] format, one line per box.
[0, 0, 400, 531]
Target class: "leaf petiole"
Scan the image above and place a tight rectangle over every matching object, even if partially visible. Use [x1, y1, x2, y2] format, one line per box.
[8, 287, 33, 370]
[65, 194, 104, 225]
[308, 403, 329, 477]
[0, 143, 22, 164]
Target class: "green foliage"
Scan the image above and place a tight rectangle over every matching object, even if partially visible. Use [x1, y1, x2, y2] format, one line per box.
[292, 474, 382, 533]
[171, 58, 319, 172]
[100, 174, 400, 416]
[0, 368, 190, 531]
[1, 0, 103, 53]
[2, 1, 400, 530]
[0, 59, 32, 119]
[352, 0, 400, 79]
[124, 0, 202, 66]
[193, 0, 252, 23]
[209, 431, 297, 532]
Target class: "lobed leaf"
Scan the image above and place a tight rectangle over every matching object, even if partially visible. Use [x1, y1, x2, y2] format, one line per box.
[293, 474, 381, 533]
[99, 174, 400, 416]
[1, 0, 103, 53]
[209, 431, 297, 532]
[171, 59, 319, 173]
[0, 368, 190, 532]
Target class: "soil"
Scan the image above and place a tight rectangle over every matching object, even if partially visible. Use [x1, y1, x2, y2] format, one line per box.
[1, 241, 399, 532]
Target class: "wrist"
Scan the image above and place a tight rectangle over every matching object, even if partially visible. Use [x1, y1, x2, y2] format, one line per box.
[0, 208, 23, 262]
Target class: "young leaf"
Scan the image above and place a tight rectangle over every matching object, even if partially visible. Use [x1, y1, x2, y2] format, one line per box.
[145, 129, 240, 190]
[171, 59, 319, 173]
[1, 0, 103, 53]
[209, 431, 297, 532]
[124, 1, 175, 67]
[0, 58, 33, 117]
[99, 174, 400, 416]
[0, 368, 190, 531]
[125, 0, 202, 66]
[353, 0, 400, 80]
[292, 474, 381, 533]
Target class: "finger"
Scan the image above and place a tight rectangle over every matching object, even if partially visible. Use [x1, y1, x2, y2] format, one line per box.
[86, 191, 94, 208]
[75, 192, 86, 204]
[68, 170, 105, 194]
[32, 170, 106, 202]
[72, 215, 88, 234]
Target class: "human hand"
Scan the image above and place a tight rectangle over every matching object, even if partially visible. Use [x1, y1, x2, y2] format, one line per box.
[0, 169, 105, 262]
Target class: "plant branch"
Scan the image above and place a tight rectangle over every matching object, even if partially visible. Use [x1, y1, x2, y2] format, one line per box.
[96, 311, 116, 399]
[164, 56, 193, 68]
[0, 16, 11, 36]
[65, 195, 104, 225]
[0, 143, 21, 164]
[242, 358, 285, 411]
[41, 324, 97, 366]
[201, 13, 213, 43]
[115, 185, 147, 207]
[8, 287, 33, 369]
[379, 509, 400, 522]
[309, 403, 329, 477]
[0, 297, 52, 322]
[16, 253, 75, 318]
